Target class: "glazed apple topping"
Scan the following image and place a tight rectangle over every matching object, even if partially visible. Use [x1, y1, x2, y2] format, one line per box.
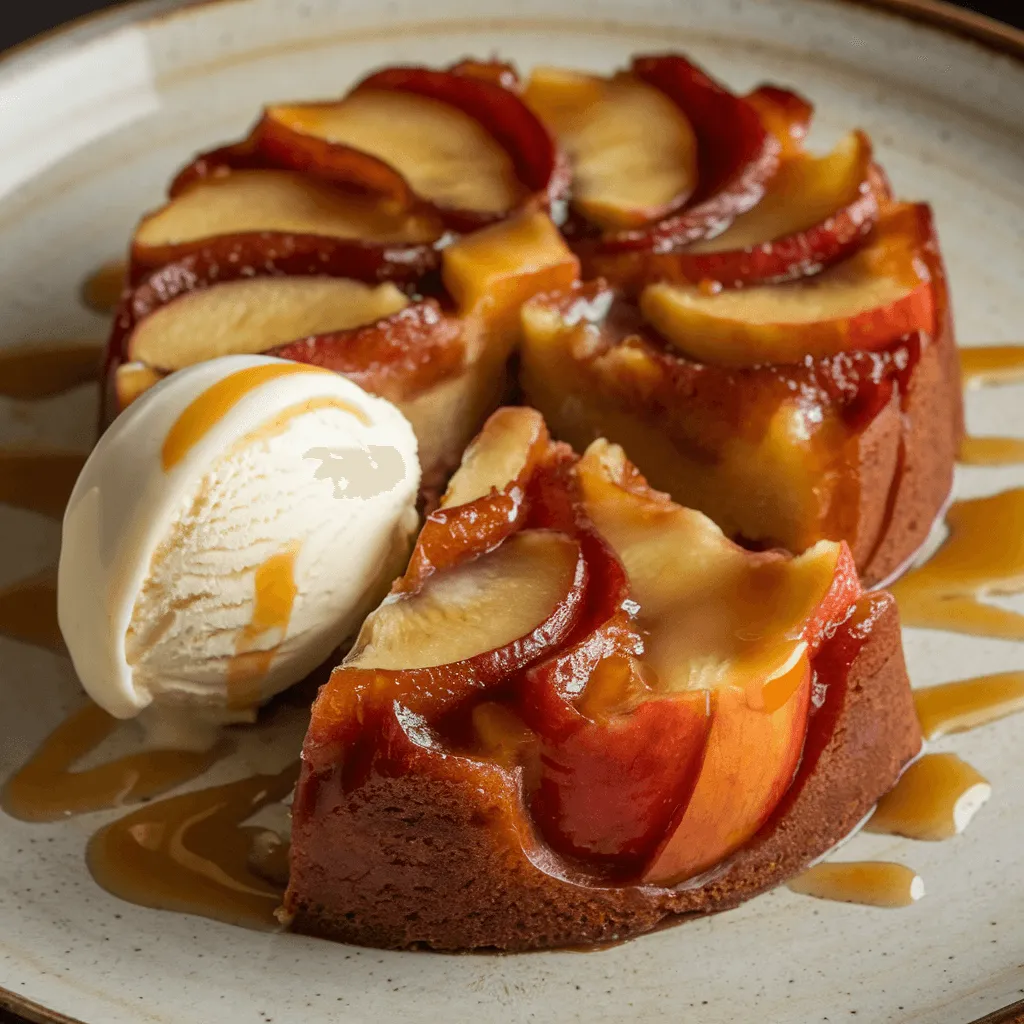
[523, 66, 700, 229]
[302, 408, 864, 885]
[640, 203, 936, 364]
[127, 277, 410, 371]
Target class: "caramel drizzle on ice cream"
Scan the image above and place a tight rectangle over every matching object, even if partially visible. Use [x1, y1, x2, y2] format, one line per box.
[227, 543, 302, 711]
[161, 363, 369, 470]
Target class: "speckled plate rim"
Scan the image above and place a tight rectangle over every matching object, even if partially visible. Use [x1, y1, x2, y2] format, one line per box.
[0, 1, 1021, 1022]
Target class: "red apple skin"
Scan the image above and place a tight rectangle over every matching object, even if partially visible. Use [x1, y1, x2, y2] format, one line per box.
[173, 62, 569, 231]
[570, 53, 780, 254]
[308, 539, 586, 770]
[353, 64, 570, 228]
[642, 654, 812, 886]
[582, 130, 883, 292]
[128, 228, 439, 288]
[270, 300, 465, 404]
[745, 84, 814, 157]
[532, 686, 712, 868]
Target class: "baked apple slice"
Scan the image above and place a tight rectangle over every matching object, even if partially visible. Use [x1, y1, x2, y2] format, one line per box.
[126, 276, 409, 370]
[564, 54, 780, 250]
[575, 442, 858, 883]
[584, 131, 882, 291]
[641, 203, 935, 364]
[745, 84, 814, 158]
[132, 170, 441, 275]
[176, 62, 566, 231]
[523, 66, 699, 229]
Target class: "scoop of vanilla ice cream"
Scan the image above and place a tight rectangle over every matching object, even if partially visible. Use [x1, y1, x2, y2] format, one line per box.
[59, 355, 420, 724]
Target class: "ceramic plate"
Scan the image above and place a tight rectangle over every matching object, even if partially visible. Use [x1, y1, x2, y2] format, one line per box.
[1, 1, 1023, 1022]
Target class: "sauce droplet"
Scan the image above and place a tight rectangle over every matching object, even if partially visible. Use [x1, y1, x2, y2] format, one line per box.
[890, 488, 1024, 639]
[2, 703, 231, 823]
[866, 753, 990, 841]
[0, 570, 61, 652]
[228, 543, 301, 711]
[0, 342, 102, 400]
[161, 364, 365, 471]
[81, 260, 127, 315]
[86, 762, 300, 931]
[958, 434, 1024, 467]
[913, 671, 1024, 740]
[0, 448, 87, 518]
[788, 861, 924, 908]
[960, 344, 1024, 388]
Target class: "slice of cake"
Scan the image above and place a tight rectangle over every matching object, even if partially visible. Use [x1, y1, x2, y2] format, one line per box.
[284, 407, 921, 951]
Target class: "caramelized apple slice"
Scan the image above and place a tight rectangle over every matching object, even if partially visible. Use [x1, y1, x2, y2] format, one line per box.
[577, 442, 859, 884]
[402, 408, 552, 588]
[309, 529, 585, 757]
[745, 84, 813, 158]
[269, 300, 464, 403]
[524, 67, 698, 230]
[572, 54, 778, 257]
[127, 277, 409, 370]
[261, 91, 523, 219]
[585, 131, 880, 290]
[641, 203, 935, 365]
[441, 406, 550, 509]
[355, 64, 569, 223]
[132, 170, 441, 272]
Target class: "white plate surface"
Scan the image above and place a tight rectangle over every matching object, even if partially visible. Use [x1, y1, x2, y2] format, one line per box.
[0, 1, 1022, 1022]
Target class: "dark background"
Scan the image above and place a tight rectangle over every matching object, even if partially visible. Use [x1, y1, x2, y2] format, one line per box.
[0, 0, 1022, 52]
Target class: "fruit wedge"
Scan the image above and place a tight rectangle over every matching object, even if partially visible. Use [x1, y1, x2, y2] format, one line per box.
[573, 54, 779, 254]
[640, 203, 936, 365]
[402, 408, 551, 588]
[132, 170, 441, 272]
[310, 529, 586, 758]
[584, 131, 881, 290]
[745, 84, 814, 158]
[524, 66, 699, 229]
[576, 441, 859, 884]
[127, 277, 409, 370]
[261, 90, 524, 219]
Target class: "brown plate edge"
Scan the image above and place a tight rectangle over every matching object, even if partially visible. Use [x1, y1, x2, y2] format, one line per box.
[0, 0, 1020, 1022]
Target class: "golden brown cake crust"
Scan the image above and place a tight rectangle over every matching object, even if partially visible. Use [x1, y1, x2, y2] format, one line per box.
[285, 594, 921, 952]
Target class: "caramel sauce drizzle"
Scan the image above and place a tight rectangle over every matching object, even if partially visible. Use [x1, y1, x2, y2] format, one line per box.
[960, 344, 1024, 388]
[80, 260, 127, 315]
[890, 488, 1024, 639]
[86, 762, 300, 931]
[161, 364, 368, 471]
[0, 342, 102, 400]
[958, 434, 1024, 467]
[0, 570, 62, 652]
[788, 862, 924, 908]
[227, 544, 301, 711]
[914, 671, 1024, 740]
[866, 753, 990, 841]
[0, 448, 86, 518]
[1, 703, 231, 823]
